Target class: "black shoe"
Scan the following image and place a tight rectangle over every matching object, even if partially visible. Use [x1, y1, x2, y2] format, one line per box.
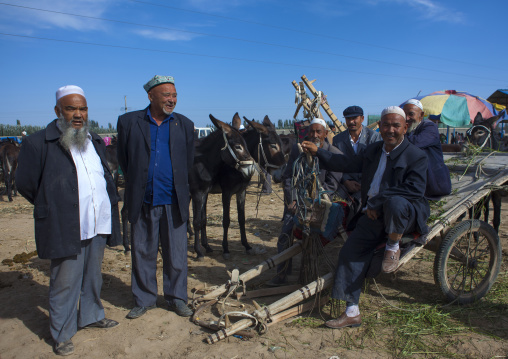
[53, 340, 74, 356]
[126, 305, 156, 319]
[167, 299, 193, 317]
[83, 318, 119, 329]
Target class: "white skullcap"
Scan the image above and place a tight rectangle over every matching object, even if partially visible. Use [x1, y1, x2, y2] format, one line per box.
[239, 125, 245, 130]
[56, 85, 85, 101]
[403, 99, 423, 111]
[310, 118, 327, 128]
[381, 106, 406, 120]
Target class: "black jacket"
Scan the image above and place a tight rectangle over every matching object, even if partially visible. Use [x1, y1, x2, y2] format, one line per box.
[117, 108, 195, 224]
[16, 120, 122, 259]
[317, 138, 430, 235]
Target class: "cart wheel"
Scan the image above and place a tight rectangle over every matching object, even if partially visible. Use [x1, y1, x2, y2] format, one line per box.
[433, 219, 502, 304]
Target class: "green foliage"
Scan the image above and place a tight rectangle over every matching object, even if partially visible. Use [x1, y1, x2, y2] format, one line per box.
[0, 121, 116, 136]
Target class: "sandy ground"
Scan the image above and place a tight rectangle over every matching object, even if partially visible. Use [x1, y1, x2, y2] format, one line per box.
[0, 180, 507, 359]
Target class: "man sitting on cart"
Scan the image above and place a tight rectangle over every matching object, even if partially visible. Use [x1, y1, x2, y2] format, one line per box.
[301, 106, 430, 329]
[402, 99, 451, 200]
[267, 118, 343, 287]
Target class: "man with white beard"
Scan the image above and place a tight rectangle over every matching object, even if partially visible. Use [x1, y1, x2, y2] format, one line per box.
[267, 118, 342, 286]
[16, 85, 122, 356]
[402, 99, 451, 199]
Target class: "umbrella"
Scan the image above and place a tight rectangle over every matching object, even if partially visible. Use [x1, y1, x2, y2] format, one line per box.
[402, 90, 507, 128]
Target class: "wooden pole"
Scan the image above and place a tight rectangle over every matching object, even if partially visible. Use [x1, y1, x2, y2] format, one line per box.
[398, 169, 508, 267]
[194, 241, 304, 303]
[300, 75, 347, 133]
[206, 272, 334, 344]
[267, 295, 330, 327]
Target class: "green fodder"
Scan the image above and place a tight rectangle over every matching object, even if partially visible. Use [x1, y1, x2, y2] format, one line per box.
[384, 304, 467, 358]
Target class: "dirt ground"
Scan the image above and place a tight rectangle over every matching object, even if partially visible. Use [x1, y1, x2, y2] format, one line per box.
[0, 180, 507, 359]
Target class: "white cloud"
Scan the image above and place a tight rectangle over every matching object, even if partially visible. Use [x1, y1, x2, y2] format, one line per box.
[0, 0, 115, 31]
[366, 0, 466, 23]
[134, 29, 199, 41]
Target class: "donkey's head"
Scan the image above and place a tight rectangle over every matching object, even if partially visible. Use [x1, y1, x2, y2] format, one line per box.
[241, 115, 286, 175]
[209, 114, 255, 179]
[466, 110, 506, 150]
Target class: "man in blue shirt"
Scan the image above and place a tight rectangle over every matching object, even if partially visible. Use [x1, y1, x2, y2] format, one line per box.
[117, 75, 195, 319]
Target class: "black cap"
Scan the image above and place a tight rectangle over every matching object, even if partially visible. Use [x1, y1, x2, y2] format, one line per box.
[343, 105, 364, 118]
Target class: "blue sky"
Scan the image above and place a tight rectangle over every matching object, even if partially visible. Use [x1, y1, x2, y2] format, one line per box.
[0, 0, 507, 129]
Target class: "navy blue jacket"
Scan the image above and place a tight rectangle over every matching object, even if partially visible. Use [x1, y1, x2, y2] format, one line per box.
[407, 119, 452, 200]
[317, 138, 430, 235]
[117, 108, 194, 224]
[16, 120, 122, 259]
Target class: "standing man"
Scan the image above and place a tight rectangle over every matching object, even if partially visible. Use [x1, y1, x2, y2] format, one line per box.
[267, 118, 342, 286]
[332, 106, 381, 219]
[302, 107, 429, 329]
[117, 75, 195, 319]
[16, 85, 121, 356]
[402, 99, 451, 199]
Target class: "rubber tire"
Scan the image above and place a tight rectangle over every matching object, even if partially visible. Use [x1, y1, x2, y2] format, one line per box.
[433, 219, 502, 304]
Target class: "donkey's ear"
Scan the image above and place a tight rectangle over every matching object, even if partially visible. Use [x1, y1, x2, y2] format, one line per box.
[209, 114, 232, 135]
[244, 118, 268, 134]
[232, 112, 242, 130]
[473, 112, 483, 124]
[262, 115, 275, 129]
[487, 110, 505, 128]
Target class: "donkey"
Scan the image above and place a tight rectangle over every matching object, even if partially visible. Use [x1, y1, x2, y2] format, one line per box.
[190, 114, 256, 260]
[104, 136, 131, 253]
[210, 113, 286, 259]
[272, 133, 297, 183]
[105, 136, 120, 187]
[0, 139, 20, 202]
[465, 110, 508, 233]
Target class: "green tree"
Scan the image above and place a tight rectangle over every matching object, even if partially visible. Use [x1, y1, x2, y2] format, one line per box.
[277, 119, 283, 129]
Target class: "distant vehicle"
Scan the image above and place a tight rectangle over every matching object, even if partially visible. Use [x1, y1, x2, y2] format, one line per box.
[0, 136, 22, 144]
[194, 127, 212, 139]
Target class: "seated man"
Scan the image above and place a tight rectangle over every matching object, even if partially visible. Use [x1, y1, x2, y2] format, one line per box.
[301, 106, 430, 329]
[267, 118, 342, 286]
[402, 99, 451, 200]
[332, 105, 381, 218]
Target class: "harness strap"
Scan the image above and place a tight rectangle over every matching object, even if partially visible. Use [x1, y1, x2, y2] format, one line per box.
[221, 131, 253, 170]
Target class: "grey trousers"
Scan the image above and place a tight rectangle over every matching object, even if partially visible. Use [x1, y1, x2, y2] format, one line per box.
[130, 203, 188, 307]
[332, 196, 417, 305]
[49, 235, 107, 343]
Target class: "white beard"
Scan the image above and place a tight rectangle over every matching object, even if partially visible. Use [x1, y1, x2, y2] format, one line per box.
[408, 121, 421, 134]
[58, 117, 89, 151]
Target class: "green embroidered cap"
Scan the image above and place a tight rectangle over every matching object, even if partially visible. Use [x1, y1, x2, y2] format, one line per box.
[143, 75, 175, 92]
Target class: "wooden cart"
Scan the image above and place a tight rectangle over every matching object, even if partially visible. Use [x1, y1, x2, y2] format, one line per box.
[191, 139, 506, 345]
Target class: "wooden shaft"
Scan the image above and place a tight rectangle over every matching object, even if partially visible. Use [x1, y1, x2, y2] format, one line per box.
[196, 242, 303, 302]
[399, 171, 508, 267]
[301, 75, 346, 133]
[267, 295, 330, 326]
[238, 285, 302, 300]
[206, 272, 334, 344]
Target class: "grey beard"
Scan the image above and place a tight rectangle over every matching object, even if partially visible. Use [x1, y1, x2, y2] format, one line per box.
[57, 117, 89, 151]
[311, 138, 322, 147]
[408, 121, 421, 134]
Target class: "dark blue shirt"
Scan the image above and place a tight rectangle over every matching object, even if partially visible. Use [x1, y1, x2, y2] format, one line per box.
[144, 108, 176, 205]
